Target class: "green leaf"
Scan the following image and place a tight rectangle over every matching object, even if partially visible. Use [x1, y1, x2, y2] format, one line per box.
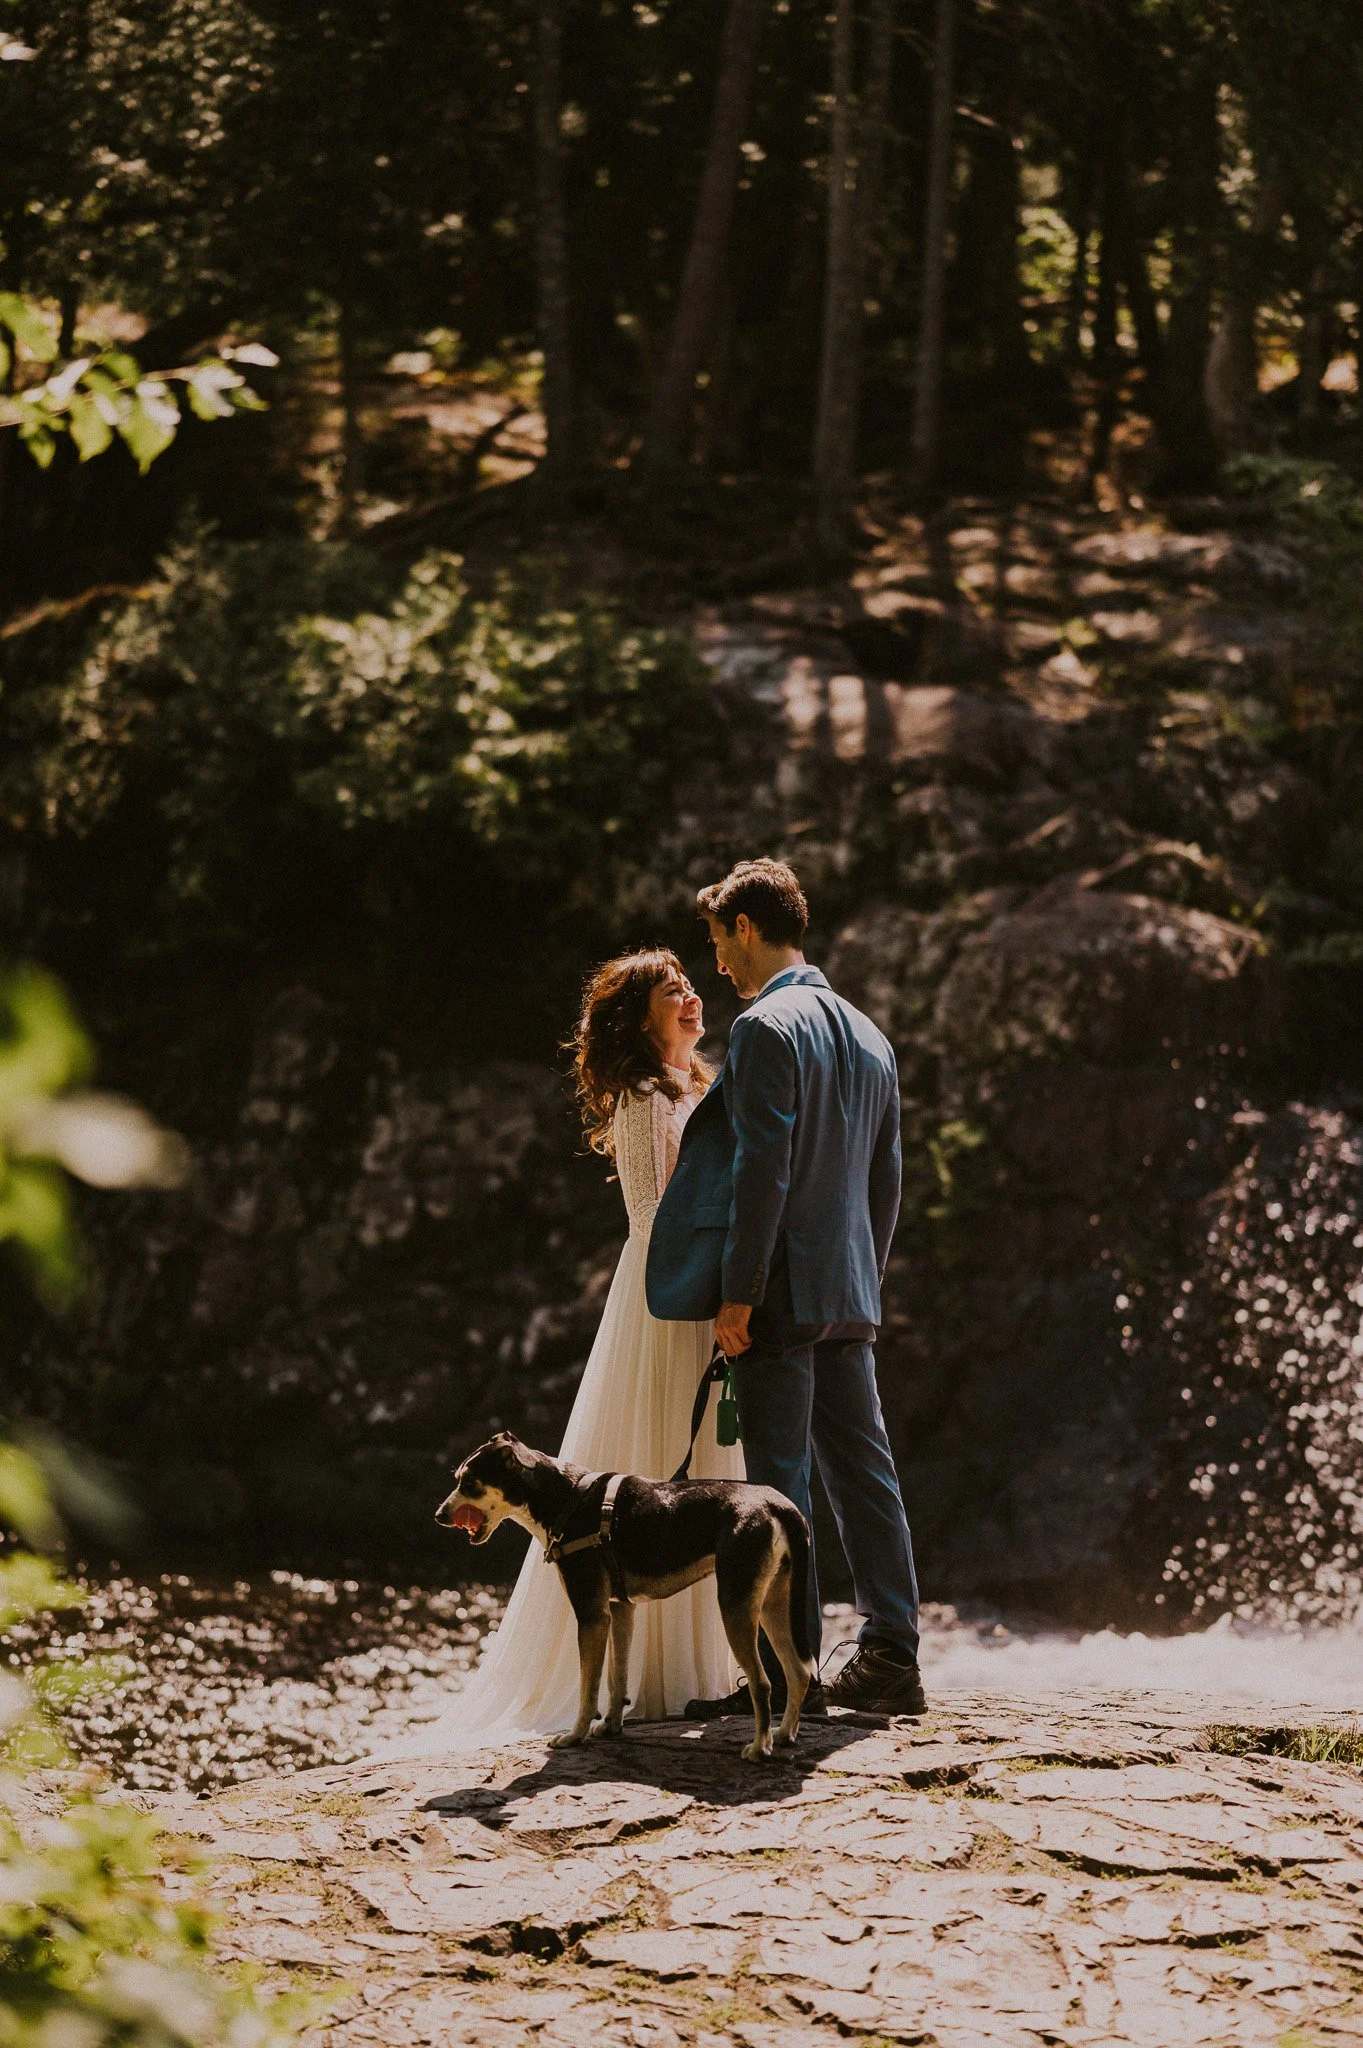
[117, 392, 179, 472]
[42, 356, 93, 409]
[185, 378, 235, 422]
[0, 1445, 61, 1549]
[0, 290, 57, 362]
[98, 346, 142, 383]
[0, 1159, 78, 1299]
[17, 418, 56, 468]
[68, 391, 115, 462]
[0, 966, 92, 1111]
[82, 362, 131, 398]
[0, 1550, 83, 1629]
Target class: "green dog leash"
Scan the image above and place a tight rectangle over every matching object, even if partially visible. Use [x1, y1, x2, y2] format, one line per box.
[671, 1343, 743, 1480]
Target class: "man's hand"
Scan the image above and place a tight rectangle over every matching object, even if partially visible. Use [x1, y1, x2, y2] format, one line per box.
[716, 1302, 753, 1357]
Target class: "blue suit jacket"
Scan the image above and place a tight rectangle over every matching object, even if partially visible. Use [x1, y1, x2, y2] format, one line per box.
[645, 965, 902, 1325]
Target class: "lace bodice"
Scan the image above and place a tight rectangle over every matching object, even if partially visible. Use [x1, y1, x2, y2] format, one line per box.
[614, 1068, 699, 1236]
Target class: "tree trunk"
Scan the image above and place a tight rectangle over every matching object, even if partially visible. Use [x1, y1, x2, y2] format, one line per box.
[1087, 151, 1121, 489]
[1203, 164, 1284, 457]
[1118, 228, 1163, 387]
[813, 0, 896, 550]
[638, 0, 767, 474]
[1063, 133, 1096, 366]
[58, 282, 80, 361]
[534, 0, 574, 485]
[337, 298, 364, 521]
[1151, 57, 1218, 485]
[696, 279, 735, 466]
[908, 0, 957, 498]
[1297, 274, 1328, 428]
[1293, 202, 1331, 431]
[811, 0, 857, 548]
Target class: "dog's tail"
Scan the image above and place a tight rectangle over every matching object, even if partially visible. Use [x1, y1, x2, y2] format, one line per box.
[776, 1502, 814, 1667]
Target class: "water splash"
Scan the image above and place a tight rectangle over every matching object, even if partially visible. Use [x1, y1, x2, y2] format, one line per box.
[912, 1608, 1363, 1710]
[1122, 1100, 1363, 1624]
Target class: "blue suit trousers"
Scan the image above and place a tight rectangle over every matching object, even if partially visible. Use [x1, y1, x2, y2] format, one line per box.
[732, 1324, 921, 1677]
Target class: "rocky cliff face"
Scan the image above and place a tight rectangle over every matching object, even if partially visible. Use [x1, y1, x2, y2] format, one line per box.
[14, 496, 1363, 1624]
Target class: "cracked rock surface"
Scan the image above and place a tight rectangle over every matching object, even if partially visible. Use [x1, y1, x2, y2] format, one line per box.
[154, 1686, 1363, 2047]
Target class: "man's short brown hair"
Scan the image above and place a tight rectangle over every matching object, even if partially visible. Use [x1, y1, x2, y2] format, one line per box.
[697, 859, 809, 947]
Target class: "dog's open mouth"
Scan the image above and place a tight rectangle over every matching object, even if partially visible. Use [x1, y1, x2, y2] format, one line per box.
[450, 1503, 487, 1540]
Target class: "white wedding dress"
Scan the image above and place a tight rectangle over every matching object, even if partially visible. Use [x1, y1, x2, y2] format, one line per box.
[420, 1068, 741, 1749]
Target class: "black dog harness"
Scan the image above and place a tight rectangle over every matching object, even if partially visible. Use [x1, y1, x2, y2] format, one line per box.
[539, 1344, 732, 1599]
[542, 1472, 629, 1601]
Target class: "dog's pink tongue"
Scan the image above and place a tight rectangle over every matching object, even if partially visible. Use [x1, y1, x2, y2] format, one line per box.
[451, 1504, 484, 1533]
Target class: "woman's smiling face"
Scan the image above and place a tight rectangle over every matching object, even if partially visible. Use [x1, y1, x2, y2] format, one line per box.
[645, 969, 703, 1064]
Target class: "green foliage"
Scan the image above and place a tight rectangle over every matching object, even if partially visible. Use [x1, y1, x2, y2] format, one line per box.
[0, 967, 187, 1300]
[1017, 206, 1077, 363]
[2, 530, 716, 949]
[1206, 1721, 1363, 1769]
[1226, 457, 1363, 704]
[0, 1455, 309, 2048]
[901, 1117, 991, 1249]
[1226, 455, 1363, 541]
[0, 296, 275, 472]
[0, 1444, 64, 1552]
[0, 972, 90, 1302]
[924, 1119, 989, 1225]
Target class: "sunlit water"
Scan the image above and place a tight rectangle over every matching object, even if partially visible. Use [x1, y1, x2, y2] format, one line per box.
[917, 1611, 1363, 1712]
[8, 1571, 501, 1793]
[11, 1574, 1363, 1794]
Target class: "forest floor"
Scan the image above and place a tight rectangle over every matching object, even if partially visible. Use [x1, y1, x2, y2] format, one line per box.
[145, 1688, 1363, 2048]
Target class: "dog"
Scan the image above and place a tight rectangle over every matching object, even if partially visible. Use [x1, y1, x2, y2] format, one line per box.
[436, 1432, 814, 1762]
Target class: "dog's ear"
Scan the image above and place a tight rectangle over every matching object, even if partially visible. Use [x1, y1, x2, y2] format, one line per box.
[500, 1436, 537, 1471]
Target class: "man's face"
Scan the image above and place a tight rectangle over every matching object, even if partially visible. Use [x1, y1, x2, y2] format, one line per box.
[705, 913, 761, 998]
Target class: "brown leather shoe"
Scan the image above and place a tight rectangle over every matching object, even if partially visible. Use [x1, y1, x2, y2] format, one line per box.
[823, 1643, 926, 1715]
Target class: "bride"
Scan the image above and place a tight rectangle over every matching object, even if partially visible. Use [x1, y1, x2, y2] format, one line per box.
[429, 946, 741, 1746]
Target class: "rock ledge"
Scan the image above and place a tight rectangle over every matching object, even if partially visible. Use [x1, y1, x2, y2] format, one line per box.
[157, 1686, 1363, 2047]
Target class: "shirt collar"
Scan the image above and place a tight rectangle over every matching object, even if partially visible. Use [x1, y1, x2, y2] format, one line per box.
[752, 964, 826, 1001]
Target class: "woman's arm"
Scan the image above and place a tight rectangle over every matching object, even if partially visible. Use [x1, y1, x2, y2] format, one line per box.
[614, 1082, 672, 1208]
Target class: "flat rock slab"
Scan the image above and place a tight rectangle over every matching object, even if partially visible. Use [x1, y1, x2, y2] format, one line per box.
[170, 1686, 1363, 2047]
[500, 1780, 694, 1843]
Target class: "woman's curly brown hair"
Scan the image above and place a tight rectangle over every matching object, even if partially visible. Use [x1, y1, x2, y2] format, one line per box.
[570, 948, 713, 1157]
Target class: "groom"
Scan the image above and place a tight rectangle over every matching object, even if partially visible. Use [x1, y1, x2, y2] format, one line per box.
[646, 858, 924, 1717]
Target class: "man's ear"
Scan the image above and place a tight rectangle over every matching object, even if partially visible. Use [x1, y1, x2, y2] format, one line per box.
[734, 913, 751, 946]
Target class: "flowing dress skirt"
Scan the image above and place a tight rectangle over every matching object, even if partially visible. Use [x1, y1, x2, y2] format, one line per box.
[415, 1225, 741, 1750]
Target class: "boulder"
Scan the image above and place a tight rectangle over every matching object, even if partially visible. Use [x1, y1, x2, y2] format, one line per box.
[838, 587, 943, 676]
[1070, 528, 1303, 594]
[880, 685, 1035, 784]
[933, 884, 1277, 1084]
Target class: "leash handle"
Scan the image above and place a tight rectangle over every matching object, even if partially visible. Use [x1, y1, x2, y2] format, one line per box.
[670, 1343, 728, 1482]
[716, 1362, 741, 1447]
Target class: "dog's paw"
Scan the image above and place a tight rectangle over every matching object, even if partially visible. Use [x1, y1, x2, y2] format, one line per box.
[741, 1737, 774, 1763]
[549, 1728, 585, 1749]
[773, 1722, 799, 1749]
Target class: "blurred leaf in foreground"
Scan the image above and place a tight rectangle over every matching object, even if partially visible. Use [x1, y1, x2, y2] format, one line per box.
[0, 967, 189, 1300]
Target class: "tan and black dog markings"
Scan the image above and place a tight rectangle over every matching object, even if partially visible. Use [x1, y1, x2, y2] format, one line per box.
[437, 1431, 814, 1762]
